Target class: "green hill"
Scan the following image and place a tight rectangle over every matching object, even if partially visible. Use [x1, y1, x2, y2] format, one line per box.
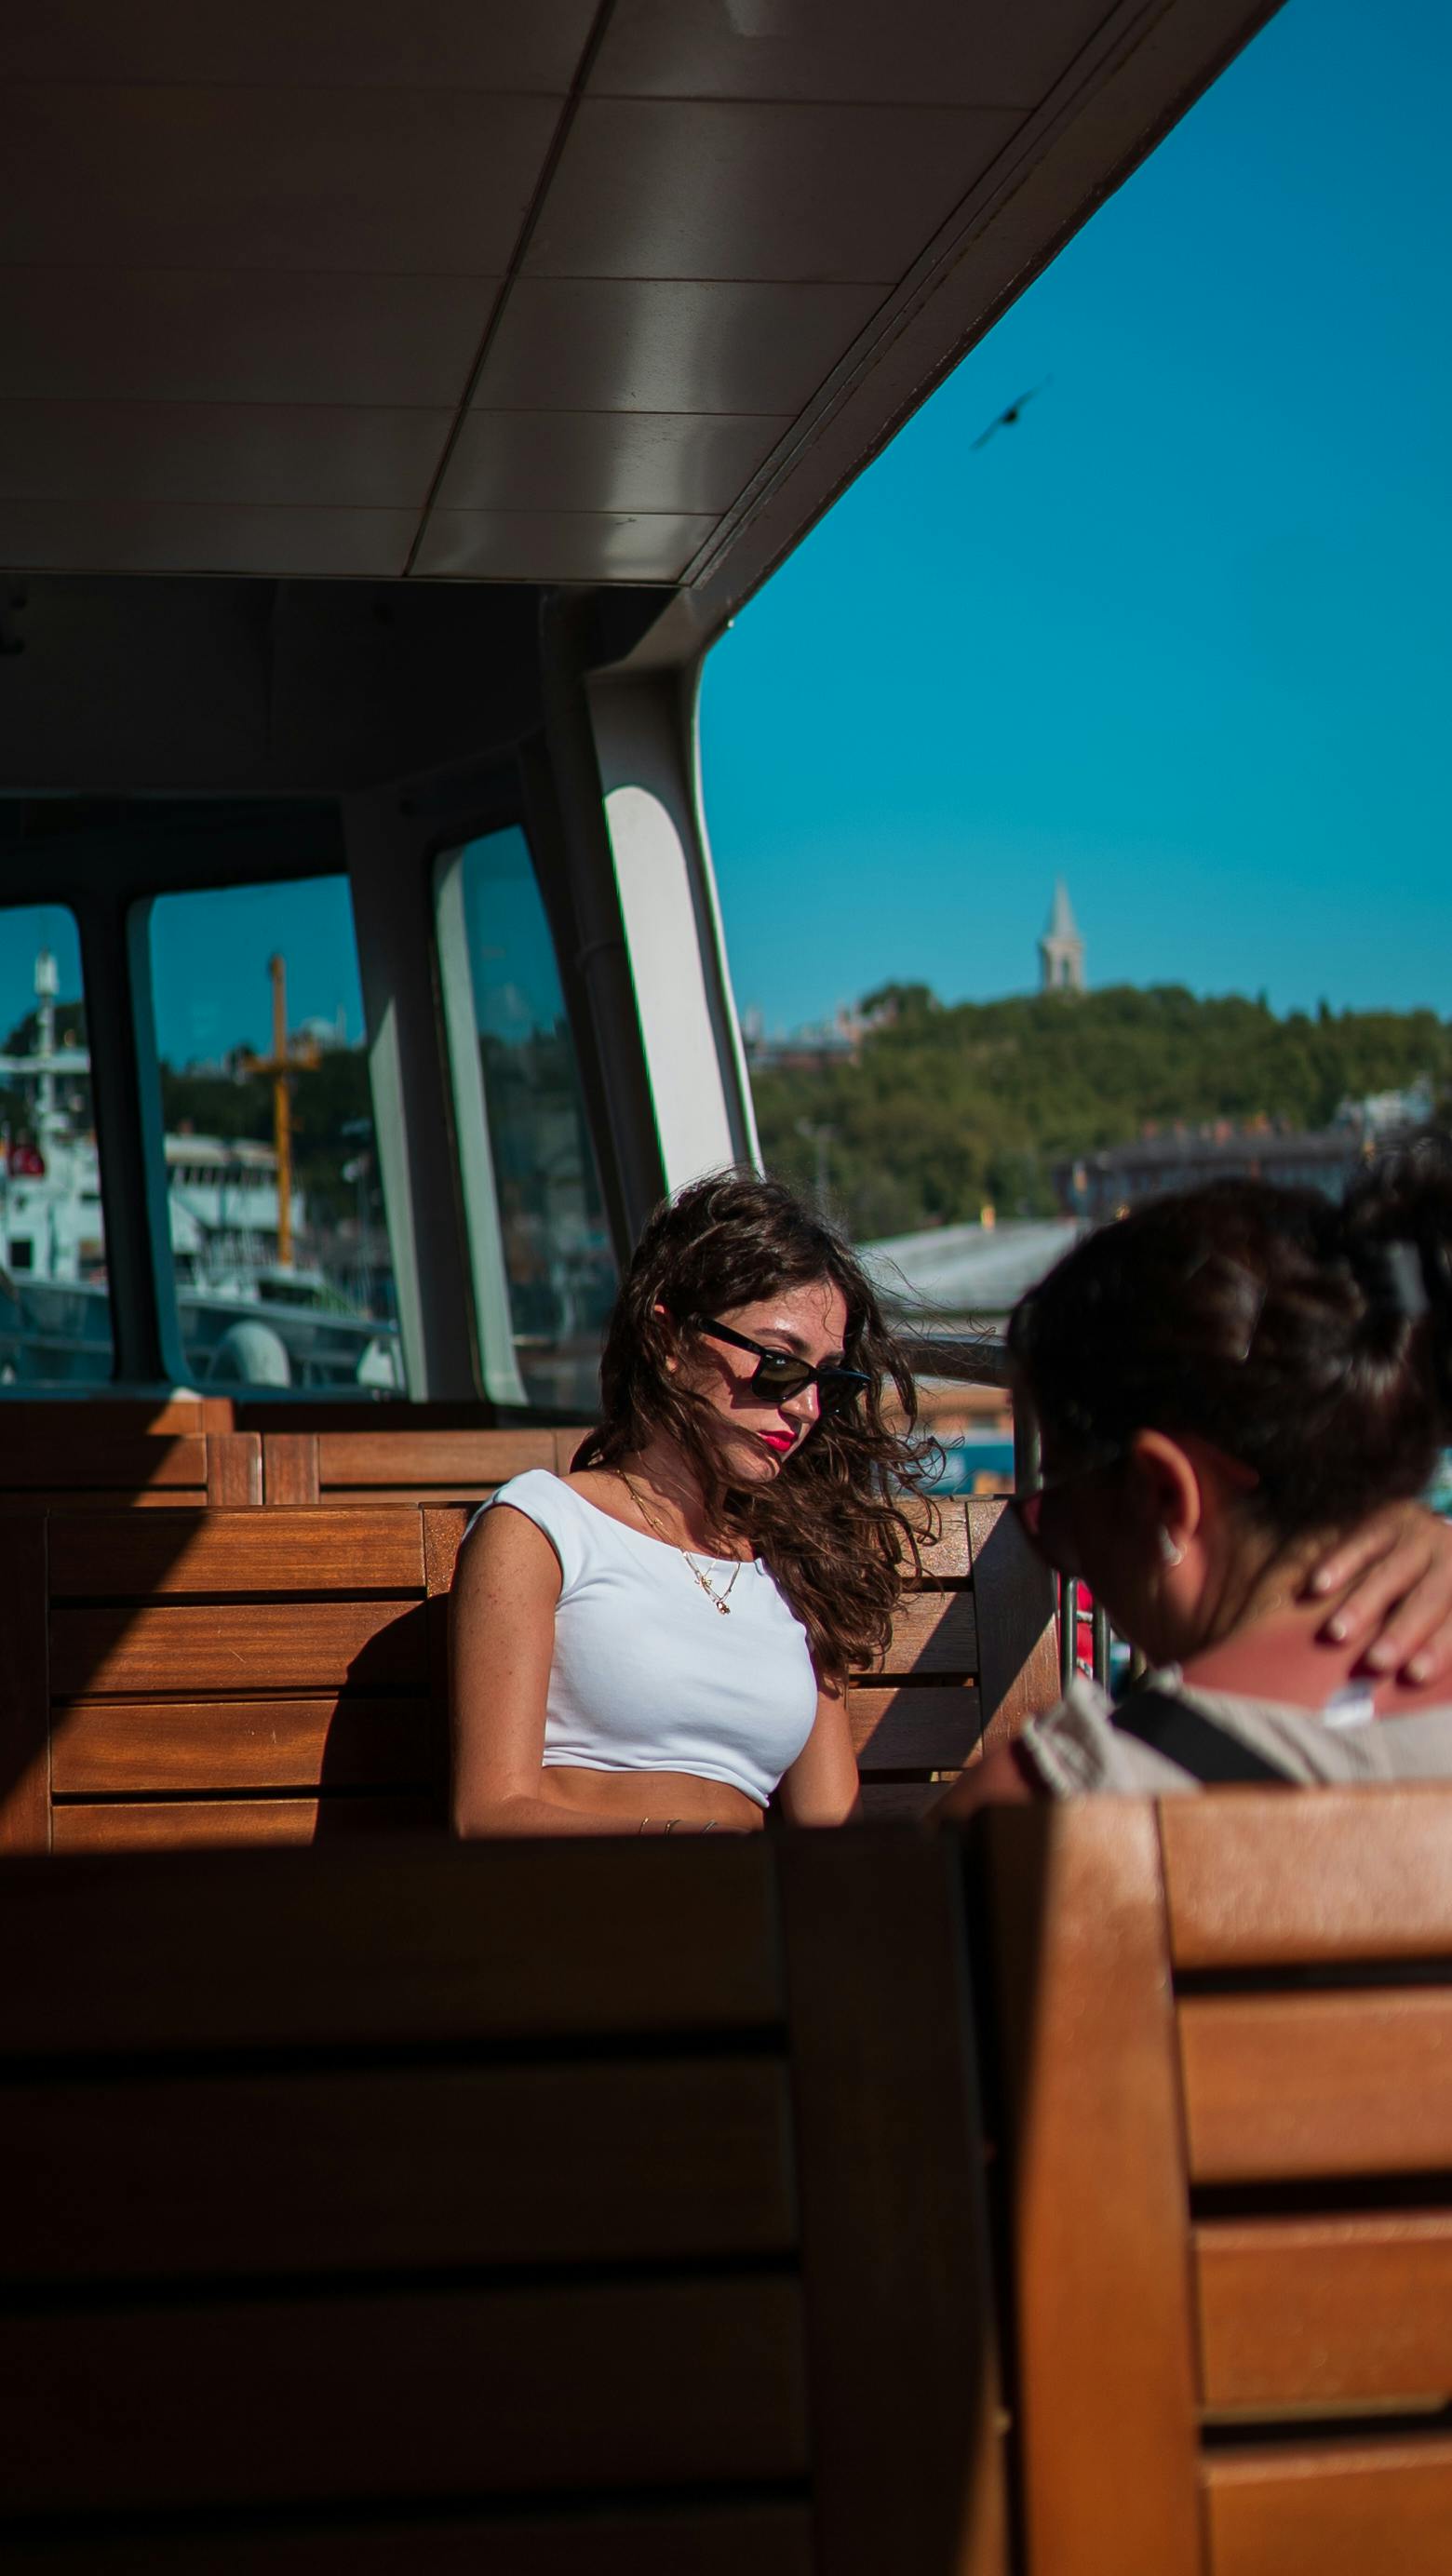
[751, 984, 1451, 1240]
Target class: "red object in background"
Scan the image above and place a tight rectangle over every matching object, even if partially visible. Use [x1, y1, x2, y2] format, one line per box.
[7, 1142, 45, 1175]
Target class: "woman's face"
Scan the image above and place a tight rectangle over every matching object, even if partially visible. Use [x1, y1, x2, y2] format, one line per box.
[672, 1274, 853, 1485]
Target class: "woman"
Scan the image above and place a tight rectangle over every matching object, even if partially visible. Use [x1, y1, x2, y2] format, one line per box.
[940, 1139, 1452, 1812]
[450, 1172, 936, 1834]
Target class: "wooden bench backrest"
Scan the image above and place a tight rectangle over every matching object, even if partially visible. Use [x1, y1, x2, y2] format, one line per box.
[0, 1429, 261, 1509]
[977, 1790, 1452, 2576]
[0, 1396, 233, 1436]
[0, 1505, 465, 1855]
[262, 1425, 588, 1505]
[850, 1497, 1057, 1813]
[0, 1831, 1005, 2575]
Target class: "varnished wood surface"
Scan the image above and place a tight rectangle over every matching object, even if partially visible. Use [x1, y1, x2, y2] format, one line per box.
[869, 1586, 978, 1674]
[52, 1598, 426, 1698]
[0, 2059, 794, 2283]
[981, 1802, 1203, 2576]
[1179, 1988, 1452, 2180]
[780, 1830, 1006, 2576]
[1203, 2435, 1452, 2576]
[51, 1794, 442, 1850]
[0, 2504, 815, 2576]
[47, 1507, 427, 1597]
[51, 1697, 434, 1794]
[848, 1681, 985, 1770]
[0, 2276, 808, 2516]
[966, 1498, 1056, 1750]
[0, 1842, 785, 2052]
[1161, 1788, 1452, 1968]
[1197, 2213, 1452, 2408]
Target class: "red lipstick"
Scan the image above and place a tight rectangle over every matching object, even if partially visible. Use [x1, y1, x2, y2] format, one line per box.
[759, 1430, 795, 1456]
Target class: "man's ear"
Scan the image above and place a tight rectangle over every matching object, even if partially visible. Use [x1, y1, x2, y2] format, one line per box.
[1127, 1429, 1203, 1552]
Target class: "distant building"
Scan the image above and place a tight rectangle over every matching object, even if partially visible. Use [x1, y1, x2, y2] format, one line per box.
[1039, 880, 1085, 994]
[1056, 1086, 1434, 1224]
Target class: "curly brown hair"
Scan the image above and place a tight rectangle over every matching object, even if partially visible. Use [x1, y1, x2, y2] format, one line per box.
[572, 1171, 940, 1684]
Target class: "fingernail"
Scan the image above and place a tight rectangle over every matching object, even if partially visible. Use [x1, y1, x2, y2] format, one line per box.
[1365, 1644, 1392, 1670]
[1408, 1655, 1432, 1683]
[1324, 1617, 1348, 1643]
[1311, 1570, 1335, 1594]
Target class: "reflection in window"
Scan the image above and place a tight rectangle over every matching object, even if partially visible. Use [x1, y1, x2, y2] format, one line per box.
[439, 826, 616, 1414]
[147, 877, 407, 1394]
[0, 906, 114, 1385]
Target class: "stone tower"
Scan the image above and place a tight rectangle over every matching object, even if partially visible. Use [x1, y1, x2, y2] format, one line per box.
[1039, 879, 1085, 993]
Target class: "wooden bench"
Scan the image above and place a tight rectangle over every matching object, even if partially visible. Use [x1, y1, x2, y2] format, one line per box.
[850, 1497, 1056, 1816]
[0, 1831, 1004, 2575]
[0, 1505, 465, 1853]
[0, 1394, 233, 1436]
[260, 1424, 587, 1505]
[0, 1427, 261, 1510]
[1, 1496, 1057, 1853]
[975, 1789, 1452, 2575]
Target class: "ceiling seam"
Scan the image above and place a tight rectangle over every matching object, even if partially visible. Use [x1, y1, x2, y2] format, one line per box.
[401, 0, 621, 579]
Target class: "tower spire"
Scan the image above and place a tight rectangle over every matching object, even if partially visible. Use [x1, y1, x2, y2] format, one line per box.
[1039, 880, 1085, 993]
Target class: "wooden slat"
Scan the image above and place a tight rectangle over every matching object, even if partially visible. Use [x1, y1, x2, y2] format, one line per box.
[854, 1780, 947, 1819]
[0, 1842, 784, 2052]
[207, 1430, 263, 1506]
[0, 2501, 815, 2575]
[47, 1507, 426, 1598]
[980, 1802, 1203, 2575]
[966, 1497, 1057, 1747]
[1163, 1789, 1452, 1969]
[264, 1432, 321, 1505]
[52, 1599, 425, 1698]
[870, 1587, 978, 1675]
[1197, 2214, 1452, 2408]
[1180, 1991, 1452, 2180]
[315, 1429, 558, 1487]
[51, 1698, 435, 1794]
[0, 1433, 208, 1491]
[848, 1681, 984, 1770]
[1203, 2435, 1452, 2576]
[779, 1829, 1006, 2576]
[905, 1498, 971, 1580]
[0, 2059, 794, 2284]
[0, 1397, 222, 1439]
[0, 2277, 806, 2516]
[51, 1794, 441, 1851]
[0, 1515, 49, 1853]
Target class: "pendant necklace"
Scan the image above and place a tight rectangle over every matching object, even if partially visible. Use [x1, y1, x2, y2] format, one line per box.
[619, 1473, 745, 1616]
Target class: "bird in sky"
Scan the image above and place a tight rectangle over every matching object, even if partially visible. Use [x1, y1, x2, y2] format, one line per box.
[971, 382, 1050, 450]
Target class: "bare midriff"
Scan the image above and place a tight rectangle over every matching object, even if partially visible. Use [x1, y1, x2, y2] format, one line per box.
[536, 1764, 765, 1831]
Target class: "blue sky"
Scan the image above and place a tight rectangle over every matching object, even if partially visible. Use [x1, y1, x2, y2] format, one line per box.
[700, 0, 1452, 1034]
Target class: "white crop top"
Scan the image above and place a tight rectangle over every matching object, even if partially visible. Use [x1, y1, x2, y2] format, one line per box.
[481, 1469, 818, 1807]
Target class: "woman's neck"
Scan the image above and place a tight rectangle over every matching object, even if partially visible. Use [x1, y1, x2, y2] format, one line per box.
[1181, 1572, 1444, 1714]
[618, 1437, 719, 1552]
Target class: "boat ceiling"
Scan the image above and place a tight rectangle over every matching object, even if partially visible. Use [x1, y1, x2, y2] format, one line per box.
[2, 0, 1275, 642]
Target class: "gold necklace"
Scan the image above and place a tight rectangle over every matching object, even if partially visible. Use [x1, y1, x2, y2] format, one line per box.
[619, 1473, 745, 1617]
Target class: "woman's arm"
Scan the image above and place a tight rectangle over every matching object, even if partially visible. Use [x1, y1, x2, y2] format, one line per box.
[450, 1506, 637, 1836]
[776, 1679, 860, 1827]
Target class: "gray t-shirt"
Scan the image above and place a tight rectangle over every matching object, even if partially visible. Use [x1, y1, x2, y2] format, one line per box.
[1019, 1666, 1452, 1797]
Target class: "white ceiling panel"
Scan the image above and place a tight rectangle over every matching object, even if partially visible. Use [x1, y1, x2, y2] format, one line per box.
[0, 404, 450, 508]
[0, 503, 416, 578]
[475, 278, 885, 414]
[436, 412, 788, 514]
[0, 2, 596, 88]
[525, 99, 1018, 282]
[3, 87, 557, 274]
[0, 271, 495, 409]
[592, 0, 1119, 107]
[414, 511, 717, 583]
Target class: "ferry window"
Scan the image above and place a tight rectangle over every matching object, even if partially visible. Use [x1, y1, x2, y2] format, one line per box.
[146, 877, 406, 1396]
[437, 826, 616, 1413]
[0, 905, 114, 1386]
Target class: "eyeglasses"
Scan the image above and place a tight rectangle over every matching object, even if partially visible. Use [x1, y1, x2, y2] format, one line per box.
[1012, 1449, 1125, 1580]
[692, 1317, 873, 1415]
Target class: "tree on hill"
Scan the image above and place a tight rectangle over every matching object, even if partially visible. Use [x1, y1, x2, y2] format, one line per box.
[751, 984, 1452, 1239]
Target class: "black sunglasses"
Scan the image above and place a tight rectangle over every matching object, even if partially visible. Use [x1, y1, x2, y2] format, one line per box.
[692, 1317, 872, 1414]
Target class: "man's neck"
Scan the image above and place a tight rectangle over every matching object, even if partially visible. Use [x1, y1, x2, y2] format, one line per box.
[1183, 1592, 1445, 1714]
